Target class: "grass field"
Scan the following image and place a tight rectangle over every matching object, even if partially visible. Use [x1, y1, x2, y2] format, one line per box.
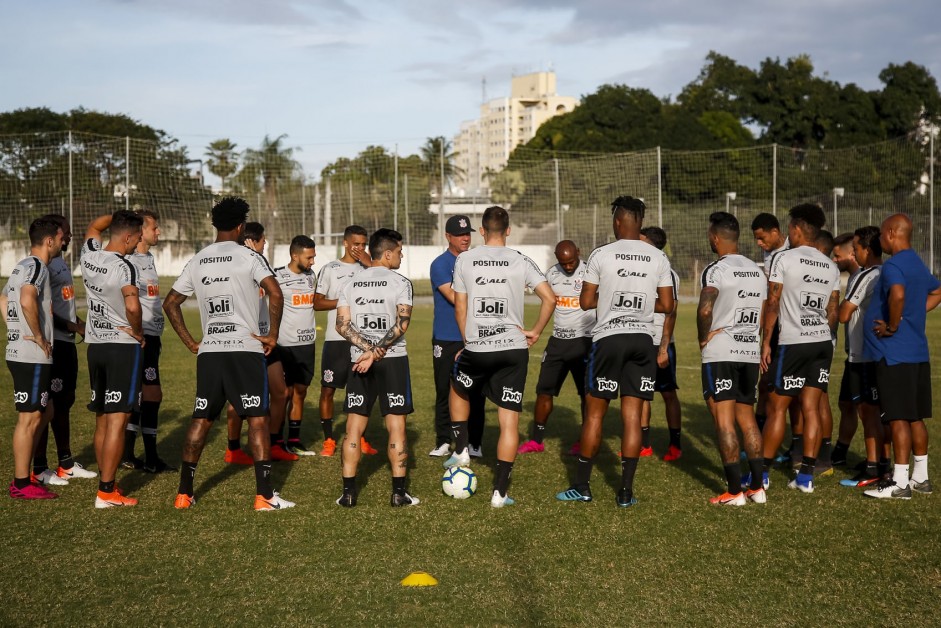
[2, 302, 940, 626]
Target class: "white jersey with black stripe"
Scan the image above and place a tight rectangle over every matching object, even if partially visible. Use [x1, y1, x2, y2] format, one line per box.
[316, 260, 364, 343]
[844, 266, 881, 363]
[767, 245, 840, 345]
[4, 256, 53, 364]
[545, 261, 595, 339]
[337, 266, 413, 360]
[129, 250, 164, 336]
[275, 266, 317, 346]
[80, 238, 139, 345]
[700, 254, 766, 364]
[651, 268, 680, 346]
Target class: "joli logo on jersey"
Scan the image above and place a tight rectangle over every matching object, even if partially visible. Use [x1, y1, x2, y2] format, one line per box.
[734, 308, 759, 326]
[207, 295, 233, 317]
[612, 292, 645, 311]
[800, 292, 824, 309]
[357, 314, 389, 331]
[474, 297, 506, 317]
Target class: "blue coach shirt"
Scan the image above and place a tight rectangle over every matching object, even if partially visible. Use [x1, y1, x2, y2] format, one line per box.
[863, 248, 941, 365]
[431, 249, 462, 341]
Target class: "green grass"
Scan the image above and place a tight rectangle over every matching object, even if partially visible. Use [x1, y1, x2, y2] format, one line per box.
[2, 304, 940, 626]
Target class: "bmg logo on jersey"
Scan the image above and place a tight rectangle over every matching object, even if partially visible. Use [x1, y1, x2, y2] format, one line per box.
[714, 378, 733, 393]
[612, 291, 645, 312]
[501, 387, 522, 404]
[357, 313, 390, 331]
[473, 297, 507, 317]
[207, 295, 233, 317]
[734, 308, 759, 326]
[387, 393, 405, 407]
[240, 394, 261, 409]
[595, 377, 618, 392]
[800, 291, 824, 310]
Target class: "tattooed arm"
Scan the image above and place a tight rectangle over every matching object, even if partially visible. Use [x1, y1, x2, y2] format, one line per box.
[163, 289, 199, 354]
[374, 304, 412, 349]
[697, 286, 719, 350]
[336, 305, 378, 353]
[761, 282, 782, 372]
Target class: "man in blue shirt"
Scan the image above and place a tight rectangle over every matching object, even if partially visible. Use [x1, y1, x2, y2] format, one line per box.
[863, 214, 941, 499]
[429, 215, 485, 457]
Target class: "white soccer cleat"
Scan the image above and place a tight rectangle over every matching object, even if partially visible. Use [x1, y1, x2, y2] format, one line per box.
[35, 469, 68, 486]
[57, 462, 97, 480]
[254, 491, 296, 511]
[428, 443, 451, 457]
[443, 448, 471, 468]
[468, 445, 483, 458]
[746, 488, 767, 504]
[490, 490, 515, 508]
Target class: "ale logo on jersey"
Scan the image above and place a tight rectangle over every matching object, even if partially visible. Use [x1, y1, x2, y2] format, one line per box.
[207, 295, 233, 317]
[612, 291, 645, 312]
[734, 308, 759, 326]
[474, 297, 506, 317]
[357, 313, 389, 331]
[800, 291, 824, 310]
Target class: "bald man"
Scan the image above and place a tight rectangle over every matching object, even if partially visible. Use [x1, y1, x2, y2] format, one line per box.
[862, 214, 941, 499]
[519, 240, 595, 454]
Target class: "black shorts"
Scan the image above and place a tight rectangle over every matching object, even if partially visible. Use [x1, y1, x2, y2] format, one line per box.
[87, 343, 143, 414]
[321, 340, 352, 389]
[536, 336, 591, 397]
[142, 335, 162, 386]
[6, 361, 52, 413]
[701, 361, 759, 404]
[265, 346, 282, 367]
[452, 348, 528, 412]
[279, 344, 316, 387]
[876, 360, 932, 423]
[193, 351, 269, 419]
[771, 341, 833, 397]
[585, 334, 657, 401]
[654, 342, 679, 392]
[345, 355, 414, 416]
[843, 361, 878, 406]
[50, 341, 78, 402]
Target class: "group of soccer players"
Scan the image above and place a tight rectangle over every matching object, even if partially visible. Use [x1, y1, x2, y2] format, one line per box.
[4, 194, 938, 509]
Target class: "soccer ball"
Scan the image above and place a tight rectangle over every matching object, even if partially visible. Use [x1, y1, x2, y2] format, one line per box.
[441, 466, 477, 499]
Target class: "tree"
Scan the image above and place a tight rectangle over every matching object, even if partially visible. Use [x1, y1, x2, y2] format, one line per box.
[239, 134, 300, 216]
[877, 62, 941, 137]
[485, 169, 526, 206]
[420, 136, 464, 198]
[205, 139, 239, 190]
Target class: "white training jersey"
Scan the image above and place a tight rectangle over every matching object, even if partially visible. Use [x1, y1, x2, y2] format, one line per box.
[128, 250, 164, 337]
[80, 238, 139, 345]
[317, 260, 364, 343]
[761, 237, 789, 276]
[4, 256, 53, 364]
[844, 266, 881, 363]
[583, 239, 674, 341]
[47, 255, 77, 343]
[767, 245, 840, 345]
[545, 261, 595, 340]
[451, 245, 546, 353]
[700, 254, 767, 364]
[275, 266, 317, 346]
[337, 266, 413, 360]
[171, 240, 274, 355]
[651, 268, 680, 346]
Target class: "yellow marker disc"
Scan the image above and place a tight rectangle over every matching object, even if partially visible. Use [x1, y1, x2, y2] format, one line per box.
[400, 572, 439, 587]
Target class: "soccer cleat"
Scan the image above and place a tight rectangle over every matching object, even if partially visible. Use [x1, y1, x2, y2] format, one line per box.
[639, 446, 654, 458]
[746, 488, 767, 504]
[864, 479, 912, 500]
[285, 440, 316, 457]
[490, 490, 515, 508]
[57, 462, 97, 480]
[814, 463, 834, 478]
[774, 451, 792, 466]
[34, 469, 68, 486]
[390, 492, 420, 507]
[662, 445, 682, 462]
[741, 471, 770, 491]
[120, 455, 145, 470]
[224, 448, 254, 465]
[270, 444, 299, 462]
[428, 442, 450, 457]
[254, 492, 296, 511]
[710, 491, 746, 506]
[469, 445, 483, 458]
[787, 473, 814, 493]
[831, 452, 848, 467]
[911, 479, 933, 495]
[443, 448, 471, 469]
[95, 489, 138, 508]
[616, 488, 638, 508]
[320, 438, 337, 457]
[517, 440, 545, 454]
[9, 481, 57, 499]
[143, 458, 177, 474]
[336, 492, 357, 508]
[556, 486, 592, 502]
[173, 493, 196, 509]
[840, 470, 880, 488]
[567, 441, 582, 456]
[360, 437, 379, 455]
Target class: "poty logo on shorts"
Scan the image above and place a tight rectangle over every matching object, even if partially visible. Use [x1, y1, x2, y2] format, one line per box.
[347, 393, 365, 407]
[50, 378, 63, 393]
[144, 367, 157, 381]
[783, 375, 805, 390]
[13, 391, 28, 404]
[818, 369, 829, 384]
[433, 344, 442, 358]
[323, 369, 334, 383]
[871, 387, 879, 400]
[90, 390, 96, 401]
[240, 394, 261, 409]
[640, 377, 655, 392]
[456, 371, 473, 388]
[105, 390, 123, 404]
[40, 392, 48, 407]
[501, 387, 522, 403]
[595, 377, 618, 392]
[714, 378, 733, 393]
[194, 397, 208, 410]
[387, 393, 405, 406]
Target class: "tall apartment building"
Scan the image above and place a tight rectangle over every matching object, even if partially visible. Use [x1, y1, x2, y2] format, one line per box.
[453, 71, 578, 197]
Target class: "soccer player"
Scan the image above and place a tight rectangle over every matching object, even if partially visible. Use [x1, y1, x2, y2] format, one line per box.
[863, 214, 941, 499]
[275, 235, 319, 456]
[556, 196, 675, 507]
[81, 211, 146, 507]
[122, 209, 175, 473]
[830, 232, 862, 467]
[760, 204, 840, 493]
[836, 226, 885, 487]
[335, 229, 418, 507]
[698, 212, 768, 505]
[751, 213, 790, 274]
[163, 197, 294, 510]
[446, 205, 555, 507]
[4, 218, 63, 499]
[638, 226, 682, 461]
[429, 215, 486, 458]
[518, 240, 594, 454]
[314, 225, 379, 457]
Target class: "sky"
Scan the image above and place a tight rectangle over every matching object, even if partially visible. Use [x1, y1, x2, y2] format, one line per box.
[3, 0, 940, 180]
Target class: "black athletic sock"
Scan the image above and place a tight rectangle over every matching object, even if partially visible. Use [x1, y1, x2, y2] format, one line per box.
[755, 413, 767, 432]
[763, 457, 775, 472]
[288, 420, 302, 442]
[799, 456, 816, 476]
[57, 450, 74, 471]
[832, 441, 849, 462]
[668, 428, 681, 449]
[790, 435, 801, 453]
[254, 460, 274, 499]
[322, 418, 334, 440]
[494, 459, 514, 496]
[451, 422, 469, 453]
[819, 438, 832, 460]
[179, 462, 197, 496]
[342, 476, 356, 494]
[620, 456, 639, 492]
[13, 476, 30, 490]
[641, 426, 651, 448]
[123, 429, 138, 460]
[270, 433, 282, 447]
[98, 479, 115, 493]
[392, 476, 406, 495]
[723, 463, 742, 495]
[864, 461, 878, 478]
[32, 454, 49, 475]
[748, 458, 765, 490]
[575, 456, 594, 487]
[141, 400, 160, 464]
[227, 439, 241, 452]
[532, 423, 547, 444]
[878, 457, 891, 478]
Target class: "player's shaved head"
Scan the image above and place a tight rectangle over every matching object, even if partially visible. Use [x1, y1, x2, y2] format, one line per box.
[880, 213, 913, 255]
[554, 239, 580, 274]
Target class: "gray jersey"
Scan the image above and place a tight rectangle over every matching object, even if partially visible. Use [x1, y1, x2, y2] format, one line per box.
[337, 266, 412, 360]
[171, 240, 274, 355]
[651, 269, 680, 346]
[80, 238, 139, 345]
[4, 256, 53, 364]
[583, 239, 674, 341]
[761, 237, 789, 276]
[275, 266, 317, 346]
[545, 261, 595, 339]
[844, 266, 881, 363]
[128, 251, 164, 337]
[452, 245, 546, 352]
[317, 260, 364, 343]
[48, 255, 78, 343]
[700, 254, 767, 364]
[767, 245, 840, 345]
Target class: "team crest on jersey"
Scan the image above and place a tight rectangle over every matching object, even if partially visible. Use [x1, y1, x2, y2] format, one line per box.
[195, 397, 208, 411]
[323, 369, 334, 383]
[595, 377, 618, 392]
[51, 378, 63, 393]
[240, 394, 261, 409]
[501, 387, 522, 404]
[144, 367, 157, 382]
[640, 377, 655, 392]
[817, 369, 829, 384]
[574, 278, 582, 293]
[714, 379, 733, 393]
[433, 344, 442, 358]
[783, 375, 805, 390]
[347, 394, 365, 408]
[13, 391, 28, 404]
[387, 393, 405, 407]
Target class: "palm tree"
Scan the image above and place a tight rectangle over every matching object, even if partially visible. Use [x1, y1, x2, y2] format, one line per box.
[240, 134, 301, 217]
[420, 136, 464, 199]
[204, 138, 239, 191]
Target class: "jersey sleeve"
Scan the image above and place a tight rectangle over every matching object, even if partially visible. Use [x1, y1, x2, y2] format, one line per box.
[316, 265, 333, 297]
[583, 249, 601, 284]
[118, 258, 137, 288]
[336, 280, 350, 308]
[523, 255, 547, 290]
[702, 261, 722, 290]
[250, 252, 274, 287]
[767, 251, 786, 284]
[846, 270, 877, 307]
[669, 269, 680, 299]
[80, 238, 101, 259]
[397, 278, 414, 307]
[451, 254, 466, 294]
[171, 260, 195, 297]
[22, 258, 46, 287]
[657, 255, 673, 288]
[1, 278, 9, 297]
[429, 256, 451, 290]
